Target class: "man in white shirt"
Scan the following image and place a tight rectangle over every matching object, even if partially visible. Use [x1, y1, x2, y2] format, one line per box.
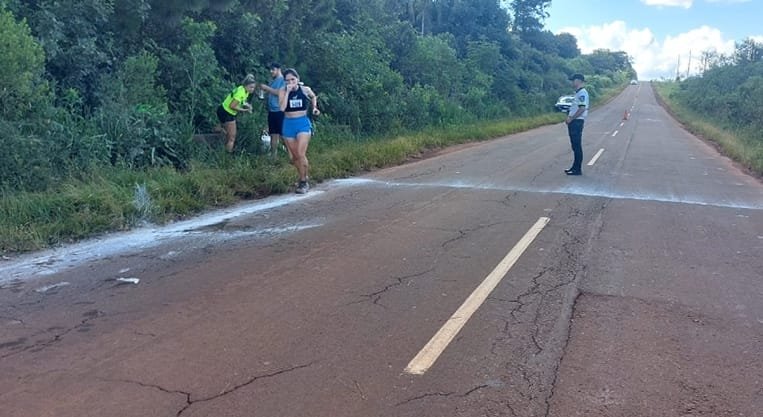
[564, 73, 589, 175]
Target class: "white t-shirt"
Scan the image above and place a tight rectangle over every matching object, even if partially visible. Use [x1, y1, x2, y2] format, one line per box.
[568, 87, 589, 120]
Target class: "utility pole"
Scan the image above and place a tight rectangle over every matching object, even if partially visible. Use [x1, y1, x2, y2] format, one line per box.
[687, 50, 692, 78]
[675, 55, 681, 81]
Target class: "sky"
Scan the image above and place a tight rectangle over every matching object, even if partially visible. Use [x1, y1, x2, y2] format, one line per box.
[545, 0, 763, 80]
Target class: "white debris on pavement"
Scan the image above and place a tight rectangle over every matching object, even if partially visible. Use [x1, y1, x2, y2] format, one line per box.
[34, 282, 71, 293]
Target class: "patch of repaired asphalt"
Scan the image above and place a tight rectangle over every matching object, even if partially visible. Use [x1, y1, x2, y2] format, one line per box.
[547, 293, 763, 417]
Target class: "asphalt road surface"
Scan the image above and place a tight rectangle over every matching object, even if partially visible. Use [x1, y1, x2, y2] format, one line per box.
[2, 83, 762, 417]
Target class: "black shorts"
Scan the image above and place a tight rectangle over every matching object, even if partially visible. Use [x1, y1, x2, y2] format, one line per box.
[268, 111, 285, 135]
[217, 105, 236, 124]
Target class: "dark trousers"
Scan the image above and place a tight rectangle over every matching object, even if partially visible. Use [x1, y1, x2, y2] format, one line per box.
[567, 119, 584, 172]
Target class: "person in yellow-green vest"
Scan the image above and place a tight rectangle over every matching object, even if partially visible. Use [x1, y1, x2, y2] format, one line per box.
[217, 74, 256, 152]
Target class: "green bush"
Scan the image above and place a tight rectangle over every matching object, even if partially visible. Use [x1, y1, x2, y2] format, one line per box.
[0, 7, 47, 121]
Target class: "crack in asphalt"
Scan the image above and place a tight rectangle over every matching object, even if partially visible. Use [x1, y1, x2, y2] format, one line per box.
[486, 198, 610, 416]
[101, 362, 315, 416]
[503, 227, 585, 355]
[482, 191, 520, 209]
[395, 384, 489, 406]
[543, 290, 582, 417]
[440, 222, 506, 249]
[175, 362, 316, 416]
[0, 310, 106, 359]
[98, 377, 192, 408]
[349, 268, 436, 308]
[392, 165, 445, 181]
[540, 200, 610, 416]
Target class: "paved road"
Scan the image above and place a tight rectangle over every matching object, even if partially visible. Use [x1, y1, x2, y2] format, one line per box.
[2, 83, 762, 417]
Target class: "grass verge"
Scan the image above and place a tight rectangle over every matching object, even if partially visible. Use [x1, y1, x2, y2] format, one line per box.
[653, 81, 763, 176]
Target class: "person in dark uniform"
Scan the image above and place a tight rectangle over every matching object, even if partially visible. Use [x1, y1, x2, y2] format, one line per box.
[565, 73, 589, 176]
[279, 68, 320, 194]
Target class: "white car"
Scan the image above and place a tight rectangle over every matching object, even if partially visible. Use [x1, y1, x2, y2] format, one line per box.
[630, 79, 639, 85]
[555, 95, 575, 112]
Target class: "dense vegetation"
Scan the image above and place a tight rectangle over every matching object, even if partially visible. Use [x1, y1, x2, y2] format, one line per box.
[0, 0, 636, 252]
[658, 38, 763, 175]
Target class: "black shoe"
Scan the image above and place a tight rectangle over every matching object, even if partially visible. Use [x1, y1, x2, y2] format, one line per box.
[565, 170, 582, 176]
[564, 168, 574, 174]
[295, 180, 310, 194]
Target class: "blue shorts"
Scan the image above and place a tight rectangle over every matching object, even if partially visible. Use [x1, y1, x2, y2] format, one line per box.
[282, 116, 312, 139]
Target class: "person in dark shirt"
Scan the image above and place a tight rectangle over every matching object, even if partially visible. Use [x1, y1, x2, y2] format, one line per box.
[278, 68, 320, 194]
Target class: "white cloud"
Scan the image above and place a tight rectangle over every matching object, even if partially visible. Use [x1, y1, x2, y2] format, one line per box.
[558, 21, 737, 80]
[641, 0, 693, 8]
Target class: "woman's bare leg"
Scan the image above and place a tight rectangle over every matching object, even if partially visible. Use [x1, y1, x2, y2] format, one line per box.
[283, 138, 303, 178]
[224, 121, 237, 152]
[295, 132, 311, 181]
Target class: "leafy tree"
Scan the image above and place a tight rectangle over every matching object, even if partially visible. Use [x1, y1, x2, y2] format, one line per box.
[209, 11, 263, 78]
[586, 49, 633, 75]
[112, 51, 168, 111]
[305, 30, 406, 133]
[112, 0, 151, 55]
[734, 38, 763, 65]
[97, 51, 187, 169]
[429, 0, 513, 55]
[0, 6, 47, 120]
[26, 0, 116, 108]
[555, 32, 580, 58]
[510, 0, 551, 34]
[398, 34, 466, 98]
[160, 18, 226, 133]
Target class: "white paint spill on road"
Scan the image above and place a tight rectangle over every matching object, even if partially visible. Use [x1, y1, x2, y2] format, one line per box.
[4, 176, 761, 283]
[34, 282, 70, 293]
[334, 178, 763, 211]
[0, 192, 324, 283]
[588, 149, 605, 166]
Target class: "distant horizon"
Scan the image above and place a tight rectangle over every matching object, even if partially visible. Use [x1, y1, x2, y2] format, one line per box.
[546, 0, 762, 80]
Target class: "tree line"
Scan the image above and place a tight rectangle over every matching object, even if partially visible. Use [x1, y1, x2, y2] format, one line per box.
[0, 0, 636, 193]
[673, 39, 763, 141]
